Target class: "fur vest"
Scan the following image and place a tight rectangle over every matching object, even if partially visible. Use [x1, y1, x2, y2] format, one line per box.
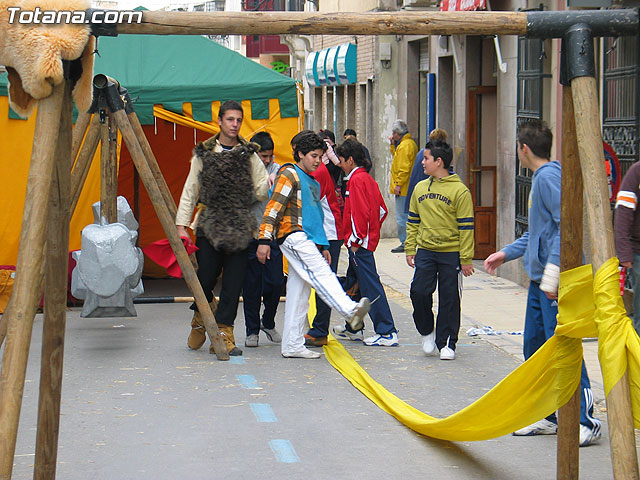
[197, 142, 258, 253]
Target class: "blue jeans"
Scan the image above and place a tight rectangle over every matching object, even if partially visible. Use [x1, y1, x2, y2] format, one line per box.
[394, 195, 407, 245]
[629, 254, 640, 335]
[242, 239, 284, 336]
[524, 281, 600, 430]
[307, 240, 342, 338]
[347, 247, 396, 335]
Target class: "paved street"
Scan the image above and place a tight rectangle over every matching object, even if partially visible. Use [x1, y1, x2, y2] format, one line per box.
[6, 238, 627, 479]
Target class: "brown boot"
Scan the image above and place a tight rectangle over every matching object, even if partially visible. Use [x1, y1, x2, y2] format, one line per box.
[210, 324, 243, 356]
[187, 311, 206, 350]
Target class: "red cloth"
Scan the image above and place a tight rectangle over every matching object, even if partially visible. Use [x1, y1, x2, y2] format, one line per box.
[143, 238, 198, 278]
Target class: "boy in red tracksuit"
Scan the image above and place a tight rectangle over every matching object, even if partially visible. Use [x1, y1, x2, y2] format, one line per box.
[332, 138, 398, 346]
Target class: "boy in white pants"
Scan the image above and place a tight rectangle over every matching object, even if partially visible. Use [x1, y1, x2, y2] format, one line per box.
[257, 132, 370, 358]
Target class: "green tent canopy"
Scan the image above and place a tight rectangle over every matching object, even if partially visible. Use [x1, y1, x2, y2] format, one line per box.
[0, 33, 299, 123]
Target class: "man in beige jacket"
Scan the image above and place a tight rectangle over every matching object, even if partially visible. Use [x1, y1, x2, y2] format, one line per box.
[176, 100, 269, 356]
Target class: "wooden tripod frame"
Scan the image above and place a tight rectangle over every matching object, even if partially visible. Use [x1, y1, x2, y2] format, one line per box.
[0, 9, 639, 480]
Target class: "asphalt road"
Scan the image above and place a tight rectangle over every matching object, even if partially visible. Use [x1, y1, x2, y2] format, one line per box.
[8, 294, 616, 480]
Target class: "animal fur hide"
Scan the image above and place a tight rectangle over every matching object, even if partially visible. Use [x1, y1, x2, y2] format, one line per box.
[0, 0, 94, 117]
[197, 142, 259, 253]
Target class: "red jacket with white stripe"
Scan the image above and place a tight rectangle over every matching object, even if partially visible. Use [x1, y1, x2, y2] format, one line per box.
[311, 163, 343, 241]
[342, 167, 387, 252]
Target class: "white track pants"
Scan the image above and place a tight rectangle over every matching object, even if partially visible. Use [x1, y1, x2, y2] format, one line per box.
[280, 232, 358, 354]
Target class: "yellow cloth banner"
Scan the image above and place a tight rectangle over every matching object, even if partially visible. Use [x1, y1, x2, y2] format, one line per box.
[310, 258, 640, 441]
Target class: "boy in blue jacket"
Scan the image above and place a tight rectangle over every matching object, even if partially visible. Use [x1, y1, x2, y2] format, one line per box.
[484, 119, 601, 447]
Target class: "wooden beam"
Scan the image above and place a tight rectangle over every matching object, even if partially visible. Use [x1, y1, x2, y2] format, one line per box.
[33, 78, 73, 480]
[99, 116, 118, 224]
[571, 75, 639, 480]
[117, 10, 527, 36]
[71, 112, 91, 164]
[0, 82, 65, 480]
[70, 115, 101, 216]
[557, 85, 582, 480]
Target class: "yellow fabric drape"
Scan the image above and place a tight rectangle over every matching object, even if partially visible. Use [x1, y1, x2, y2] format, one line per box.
[309, 258, 640, 441]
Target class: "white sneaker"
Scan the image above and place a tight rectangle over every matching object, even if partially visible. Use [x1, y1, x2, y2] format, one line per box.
[346, 297, 370, 332]
[332, 325, 364, 341]
[363, 332, 399, 347]
[513, 419, 558, 436]
[440, 346, 455, 360]
[579, 424, 601, 447]
[282, 348, 321, 359]
[422, 332, 436, 355]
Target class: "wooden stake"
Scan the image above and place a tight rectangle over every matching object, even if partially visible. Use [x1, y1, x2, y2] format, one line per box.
[33, 79, 73, 480]
[110, 108, 228, 360]
[70, 114, 101, 215]
[127, 112, 198, 270]
[71, 111, 91, 163]
[99, 115, 118, 224]
[0, 82, 65, 480]
[571, 75, 639, 480]
[117, 10, 526, 36]
[557, 85, 582, 480]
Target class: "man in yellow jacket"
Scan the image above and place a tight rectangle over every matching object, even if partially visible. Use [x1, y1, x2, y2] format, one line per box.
[389, 120, 418, 253]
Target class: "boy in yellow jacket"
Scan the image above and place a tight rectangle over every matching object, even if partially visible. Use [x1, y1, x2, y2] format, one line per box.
[405, 139, 474, 360]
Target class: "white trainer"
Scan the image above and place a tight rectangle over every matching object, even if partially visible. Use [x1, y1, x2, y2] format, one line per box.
[579, 424, 601, 447]
[422, 332, 437, 355]
[363, 332, 399, 347]
[346, 297, 370, 332]
[282, 348, 321, 359]
[439, 346, 455, 360]
[513, 419, 558, 436]
[332, 325, 364, 341]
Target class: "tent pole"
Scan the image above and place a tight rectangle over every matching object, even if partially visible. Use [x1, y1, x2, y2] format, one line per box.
[99, 114, 118, 223]
[71, 111, 91, 164]
[566, 23, 639, 479]
[33, 78, 73, 480]
[556, 83, 582, 480]
[0, 81, 65, 480]
[126, 108, 198, 270]
[108, 106, 228, 360]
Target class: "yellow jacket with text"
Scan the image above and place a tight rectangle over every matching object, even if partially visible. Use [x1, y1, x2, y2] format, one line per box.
[405, 174, 475, 265]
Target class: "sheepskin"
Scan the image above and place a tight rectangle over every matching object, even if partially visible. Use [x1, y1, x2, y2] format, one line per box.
[197, 142, 259, 253]
[0, 0, 94, 117]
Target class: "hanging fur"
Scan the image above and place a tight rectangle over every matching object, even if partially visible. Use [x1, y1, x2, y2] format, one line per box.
[197, 141, 259, 253]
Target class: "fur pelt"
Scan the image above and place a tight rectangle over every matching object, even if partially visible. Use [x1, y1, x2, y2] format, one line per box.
[0, 0, 94, 117]
[197, 142, 259, 253]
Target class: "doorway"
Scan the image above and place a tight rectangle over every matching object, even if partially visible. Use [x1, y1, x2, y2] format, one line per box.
[466, 85, 497, 259]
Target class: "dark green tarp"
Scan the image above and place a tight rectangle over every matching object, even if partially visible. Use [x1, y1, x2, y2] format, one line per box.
[0, 33, 299, 123]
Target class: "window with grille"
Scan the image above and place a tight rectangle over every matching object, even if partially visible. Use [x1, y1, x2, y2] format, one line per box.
[515, 37, 547, 238]
[602, 35, 640, 179]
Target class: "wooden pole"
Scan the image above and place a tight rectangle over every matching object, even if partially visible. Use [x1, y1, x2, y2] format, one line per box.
[557, 85, 582, 480]
[99, 116, 118, 224]
[70, 114, 101, 215]
[71, 111, 91, 164]
[571, 75, 639, 479]
[109, 108, 228, 360]
[117, 10, 527, 36]
[33, 79, 73, 480]
[0, 82, 65, 480]
[127, 111, 198, 270]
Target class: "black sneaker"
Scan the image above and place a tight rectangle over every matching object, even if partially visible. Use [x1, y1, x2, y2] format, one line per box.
[391, 244, 405, 253]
